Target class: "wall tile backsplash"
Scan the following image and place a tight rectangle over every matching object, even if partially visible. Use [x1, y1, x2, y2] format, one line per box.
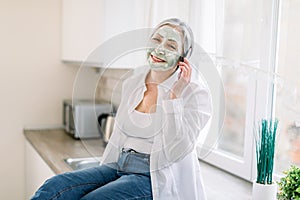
[95, 68, 133, 108]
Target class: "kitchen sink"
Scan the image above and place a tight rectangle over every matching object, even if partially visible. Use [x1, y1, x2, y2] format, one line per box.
[64, 157, 102, 170]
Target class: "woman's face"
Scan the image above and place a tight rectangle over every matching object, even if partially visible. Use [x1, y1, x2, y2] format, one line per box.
[147, 25, 184, 71]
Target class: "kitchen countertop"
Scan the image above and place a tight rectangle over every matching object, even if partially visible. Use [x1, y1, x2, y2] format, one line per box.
[24, 129, 105, 174]
[24, 128, 252, 199]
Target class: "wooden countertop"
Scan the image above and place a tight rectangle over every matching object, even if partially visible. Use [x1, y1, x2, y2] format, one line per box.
[24, 129, 105, 174]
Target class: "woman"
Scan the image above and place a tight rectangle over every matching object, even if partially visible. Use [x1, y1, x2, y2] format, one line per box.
[32, 18, 212, 200]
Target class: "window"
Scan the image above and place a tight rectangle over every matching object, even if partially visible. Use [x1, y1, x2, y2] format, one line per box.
[194, 0, 300, 180]
[190, 0, 282, 181]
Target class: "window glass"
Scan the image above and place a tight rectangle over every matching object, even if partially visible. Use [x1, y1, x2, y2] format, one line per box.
[274, 0, 300, 173]
[216, 0, 264, 158]
[218, 67, 248, 157]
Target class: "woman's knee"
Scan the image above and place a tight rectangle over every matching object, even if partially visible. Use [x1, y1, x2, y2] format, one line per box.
[43, 172, 71, 187]
[31, 173, 74, 198]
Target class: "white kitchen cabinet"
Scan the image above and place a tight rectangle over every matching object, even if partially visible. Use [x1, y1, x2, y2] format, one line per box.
[61, 0, 103, 64]
[25, 141, 55, 199]
[61, 0, 151, 68]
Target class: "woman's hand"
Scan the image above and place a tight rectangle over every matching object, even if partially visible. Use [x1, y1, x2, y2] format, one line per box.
[170, 58, 192, 99]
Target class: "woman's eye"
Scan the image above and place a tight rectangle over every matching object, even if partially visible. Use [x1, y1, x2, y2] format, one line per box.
[152, 37, 160, 42]
[168, 44, 177, 50]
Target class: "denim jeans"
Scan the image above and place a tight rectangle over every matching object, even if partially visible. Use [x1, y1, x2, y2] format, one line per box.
[31, 149, 152, 200]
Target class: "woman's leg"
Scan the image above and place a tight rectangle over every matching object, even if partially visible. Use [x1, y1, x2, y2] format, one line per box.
[80, 173, 152, 200]
[31, 164, 119, 200]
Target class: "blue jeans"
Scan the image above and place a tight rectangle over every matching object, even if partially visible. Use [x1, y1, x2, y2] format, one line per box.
[31, 150, 152, 200]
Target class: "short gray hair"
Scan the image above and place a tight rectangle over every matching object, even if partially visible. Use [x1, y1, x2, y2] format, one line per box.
[153, 18, 194, 58]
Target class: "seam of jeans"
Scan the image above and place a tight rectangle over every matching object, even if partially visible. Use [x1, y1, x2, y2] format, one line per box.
[49, 182, 100, 200]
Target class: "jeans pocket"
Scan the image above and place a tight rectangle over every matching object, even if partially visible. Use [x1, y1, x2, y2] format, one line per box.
[134, 152, 150, 165]
[118, 152, 134, 171]
[118, 151, 150, 174]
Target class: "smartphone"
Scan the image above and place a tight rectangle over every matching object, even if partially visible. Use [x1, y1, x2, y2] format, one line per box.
[179, 56, 184, 62]
[176, 56, 184, 71]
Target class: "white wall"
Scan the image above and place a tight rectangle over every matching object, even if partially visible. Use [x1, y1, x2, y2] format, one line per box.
[0, 0, 92, 199]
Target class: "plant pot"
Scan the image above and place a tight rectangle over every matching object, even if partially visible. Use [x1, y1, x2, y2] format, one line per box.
[252, 182, 277, 200]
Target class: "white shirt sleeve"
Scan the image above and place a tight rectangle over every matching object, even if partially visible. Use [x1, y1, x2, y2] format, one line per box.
[160, 83, 212, 163]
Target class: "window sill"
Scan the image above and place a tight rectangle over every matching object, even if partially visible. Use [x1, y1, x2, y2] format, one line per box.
[200, 161, 252, 199]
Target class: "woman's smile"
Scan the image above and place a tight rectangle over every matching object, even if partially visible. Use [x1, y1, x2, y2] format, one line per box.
[151, 54, 166, 62]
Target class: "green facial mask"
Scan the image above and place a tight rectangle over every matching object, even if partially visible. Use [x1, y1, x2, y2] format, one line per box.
[147, 26, 183, 71]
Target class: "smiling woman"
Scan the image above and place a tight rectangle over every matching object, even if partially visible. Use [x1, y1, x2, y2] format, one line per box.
[31, 18, 211, 200]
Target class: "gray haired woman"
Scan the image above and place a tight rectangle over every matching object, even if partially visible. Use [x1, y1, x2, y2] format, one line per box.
[31, 18, 212, 200]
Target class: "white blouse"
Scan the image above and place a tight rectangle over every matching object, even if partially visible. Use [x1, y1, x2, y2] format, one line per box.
[122, 109, 159, 154]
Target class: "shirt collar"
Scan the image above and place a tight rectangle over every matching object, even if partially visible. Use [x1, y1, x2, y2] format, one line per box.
[158, 70, 178, 92]
[135, 67, 178, 92]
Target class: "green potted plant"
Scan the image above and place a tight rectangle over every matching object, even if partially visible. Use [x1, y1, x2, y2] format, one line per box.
[278, 165, 300, 200]
[253, 118, 279, 200]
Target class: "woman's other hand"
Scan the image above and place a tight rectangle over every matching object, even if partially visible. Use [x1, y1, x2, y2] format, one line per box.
[170, 58, 192, 99]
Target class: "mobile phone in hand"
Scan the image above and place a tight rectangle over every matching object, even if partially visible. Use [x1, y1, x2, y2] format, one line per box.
[176, 56, 184, 71]
[179, 56, 184, 62]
